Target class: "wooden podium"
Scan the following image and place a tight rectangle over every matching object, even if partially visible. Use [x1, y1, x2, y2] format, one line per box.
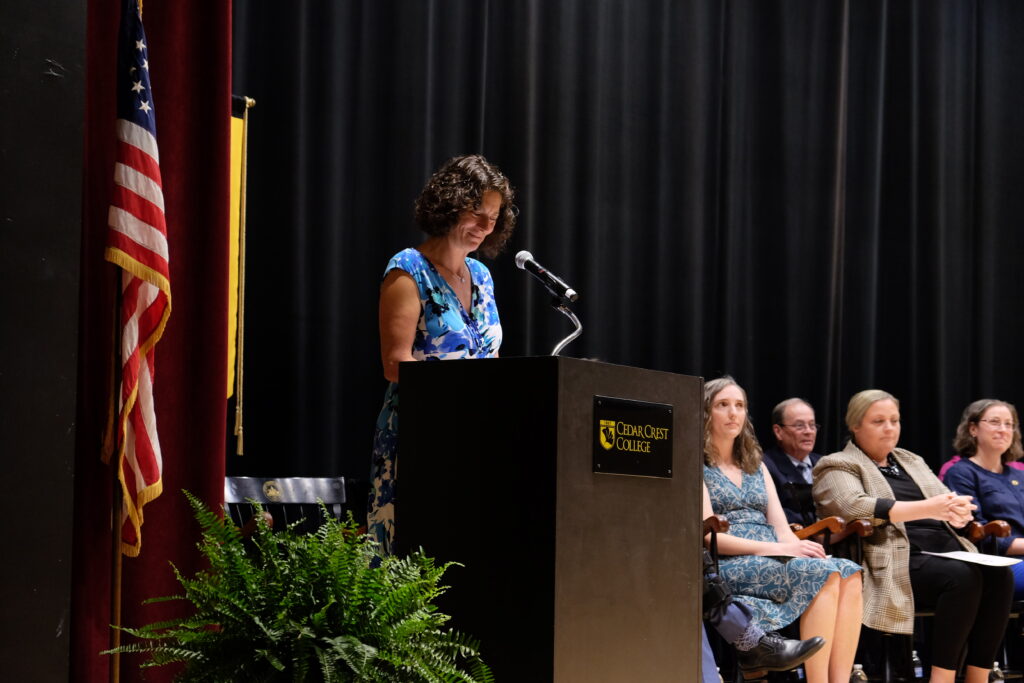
[399, 356, 703, 682]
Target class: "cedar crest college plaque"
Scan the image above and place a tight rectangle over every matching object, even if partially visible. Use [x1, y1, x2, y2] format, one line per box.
[593, 395, 673, 478]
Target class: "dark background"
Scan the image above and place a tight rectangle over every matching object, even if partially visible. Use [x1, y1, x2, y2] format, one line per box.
[0, 0, 82, 678]
[5, 0, 1024, 679]
[231, 0, 1024, 504]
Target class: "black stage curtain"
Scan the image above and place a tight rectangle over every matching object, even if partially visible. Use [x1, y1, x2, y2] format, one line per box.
[232, 0, 1024, 499]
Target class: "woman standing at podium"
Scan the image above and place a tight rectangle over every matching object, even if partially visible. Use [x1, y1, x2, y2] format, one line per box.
[368, 154, 516, 555]
[702, 376, 863, 683]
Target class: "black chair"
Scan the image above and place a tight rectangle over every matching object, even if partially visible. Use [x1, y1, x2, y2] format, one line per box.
[790, 516, 873, 561]
[777, 516, 873, 682]
[782, 480, 874, 560]
[703, 515, 748, 682]
[970, 520, 1023, 681]
[1000, 601, 1024, 681]
[860, 520, 1013, 683]
[780, 482, 818, 529]
[224, 476, 347, 535]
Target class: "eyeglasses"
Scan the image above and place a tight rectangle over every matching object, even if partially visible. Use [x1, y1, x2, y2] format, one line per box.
[979, 418, 1016, 430]
[780, 421, 819, 432]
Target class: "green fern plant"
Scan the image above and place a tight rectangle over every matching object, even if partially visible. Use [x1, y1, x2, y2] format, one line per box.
[105, 491, 493, 682]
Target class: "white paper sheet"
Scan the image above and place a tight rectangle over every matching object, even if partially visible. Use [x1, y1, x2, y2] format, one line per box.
[920, 550, 1022, 566]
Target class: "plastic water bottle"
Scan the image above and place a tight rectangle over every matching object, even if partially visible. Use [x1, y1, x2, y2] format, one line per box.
[911, 650, 924, 679]
[991, 660, 1006, 682]
[850, 663, 869, 682]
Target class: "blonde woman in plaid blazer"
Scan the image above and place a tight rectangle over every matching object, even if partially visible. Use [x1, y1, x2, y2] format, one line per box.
[813, 389, 1014, 683]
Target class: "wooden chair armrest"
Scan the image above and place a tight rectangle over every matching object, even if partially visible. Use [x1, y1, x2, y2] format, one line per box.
[986, 520, 1013, 537]
[829, 518, 874, 545]
[703, 514, 730, 536]
[794, 516, 845, 540]
[703, 515, 729, 564]
[967, 520, 1012, 543]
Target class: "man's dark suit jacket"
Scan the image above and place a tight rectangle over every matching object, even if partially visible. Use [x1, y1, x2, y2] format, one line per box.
[762, 444, 822, 526]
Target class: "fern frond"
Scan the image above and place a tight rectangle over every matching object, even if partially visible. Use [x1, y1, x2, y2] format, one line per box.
[106, 493, 489, 682]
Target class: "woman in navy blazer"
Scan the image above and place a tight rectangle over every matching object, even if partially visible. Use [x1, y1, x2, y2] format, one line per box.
[944, 399, 1024, 599]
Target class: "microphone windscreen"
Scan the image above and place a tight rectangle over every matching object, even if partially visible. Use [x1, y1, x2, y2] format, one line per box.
[514, 250, 532, 270]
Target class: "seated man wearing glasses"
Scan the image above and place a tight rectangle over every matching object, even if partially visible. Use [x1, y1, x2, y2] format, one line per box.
[763, 398, 822, 527]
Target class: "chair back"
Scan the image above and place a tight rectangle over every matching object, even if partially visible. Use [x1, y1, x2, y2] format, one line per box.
[782, 481, 818, 527]
[224, 476, 346, 534]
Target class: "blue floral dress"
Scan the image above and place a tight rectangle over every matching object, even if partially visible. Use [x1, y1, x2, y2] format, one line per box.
[368, 248, 502, 554]
[704, 464, 861, 631]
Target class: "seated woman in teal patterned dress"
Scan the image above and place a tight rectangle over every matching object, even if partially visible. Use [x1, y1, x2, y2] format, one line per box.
[702, 377, 862, 683]
[368, 154, 516, 555]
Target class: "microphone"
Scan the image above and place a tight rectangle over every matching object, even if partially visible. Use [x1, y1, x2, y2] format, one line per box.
[514, 250, 579, 303]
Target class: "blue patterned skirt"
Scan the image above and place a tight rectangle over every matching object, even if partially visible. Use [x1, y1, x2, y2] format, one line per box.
[718, 554, 861, 631]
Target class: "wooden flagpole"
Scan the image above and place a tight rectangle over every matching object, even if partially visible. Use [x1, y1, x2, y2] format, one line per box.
[106, 271, 124, 683]
[110, 484, 123, 683]
[111, 4, 140, 676]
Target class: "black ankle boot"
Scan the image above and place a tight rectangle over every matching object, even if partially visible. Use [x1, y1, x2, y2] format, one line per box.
[736, 632, 825, 675]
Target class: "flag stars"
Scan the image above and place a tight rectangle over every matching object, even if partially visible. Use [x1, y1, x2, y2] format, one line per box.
[136, 39, 146, 51]
[142, 59, 149, 70]
[131, 80, 144, 93]
[139, 100, 151, 114]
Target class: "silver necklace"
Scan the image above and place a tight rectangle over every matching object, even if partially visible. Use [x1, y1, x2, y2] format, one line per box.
[437, 262, 466, 284]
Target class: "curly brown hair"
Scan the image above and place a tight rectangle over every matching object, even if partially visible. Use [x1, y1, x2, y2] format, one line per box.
[413, 154, 517, 259]
[703, 376, 763, 474]
[952, 398, 1024, 463]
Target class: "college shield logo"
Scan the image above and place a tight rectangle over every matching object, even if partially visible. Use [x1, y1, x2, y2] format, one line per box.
[599, 420, 616, 450]
[262, 480, 283, 502]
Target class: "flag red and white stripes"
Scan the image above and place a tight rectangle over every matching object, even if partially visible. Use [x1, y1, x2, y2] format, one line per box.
[103, 0, 170, 557]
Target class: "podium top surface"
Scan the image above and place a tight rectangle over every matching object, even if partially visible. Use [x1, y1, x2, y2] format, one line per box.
[400, 354, 701, 381]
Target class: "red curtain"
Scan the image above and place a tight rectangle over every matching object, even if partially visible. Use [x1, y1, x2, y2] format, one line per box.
[72, 1, 231, 680]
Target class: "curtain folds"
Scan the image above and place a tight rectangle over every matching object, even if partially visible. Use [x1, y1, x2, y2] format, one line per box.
[231, 0, 1024, 488]
[72, 1, 232, 681]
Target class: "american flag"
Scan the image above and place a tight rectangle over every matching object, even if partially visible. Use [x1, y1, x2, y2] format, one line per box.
[104, 0, 171, 557]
